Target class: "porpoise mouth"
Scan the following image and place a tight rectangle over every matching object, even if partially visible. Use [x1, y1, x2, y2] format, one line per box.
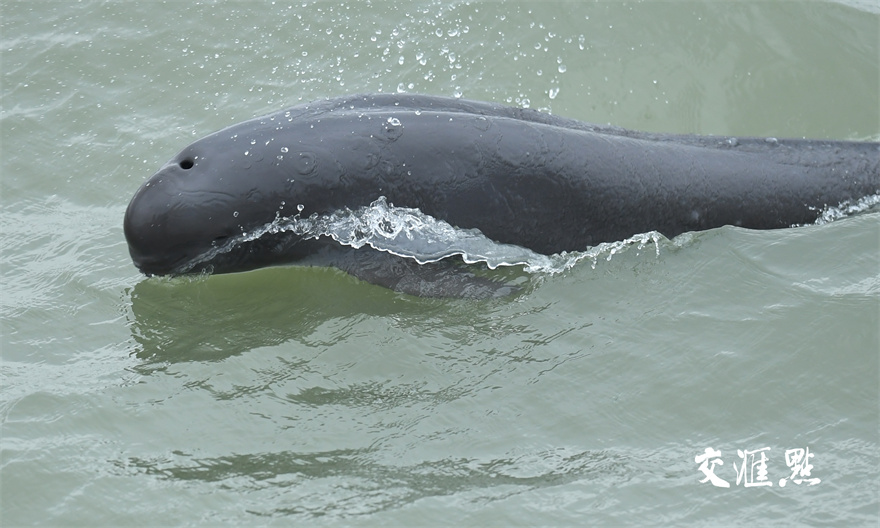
[130, 252, 195, 277]
[130, 230, 321, 277]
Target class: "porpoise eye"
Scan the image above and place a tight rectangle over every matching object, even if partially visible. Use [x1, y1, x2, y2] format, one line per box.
[179, 159, 194, 170]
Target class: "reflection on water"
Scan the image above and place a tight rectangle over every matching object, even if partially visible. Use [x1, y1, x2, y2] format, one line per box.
[120, 446, 639, 518]
[126, 261, 535, 366]
[127, 266, 416, 364]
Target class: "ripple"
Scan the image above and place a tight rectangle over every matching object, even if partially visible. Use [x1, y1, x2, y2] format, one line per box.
[185, 196, 668, 276]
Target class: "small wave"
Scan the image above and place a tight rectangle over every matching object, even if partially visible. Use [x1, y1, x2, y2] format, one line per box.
[810, 193, 880, 226]
[827, 0, 880, 15]
[190, 192, 878, 276]
[260, 197, 664, 274]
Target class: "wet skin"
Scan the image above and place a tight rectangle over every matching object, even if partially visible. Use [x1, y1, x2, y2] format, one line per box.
[124, 93, 879, 279]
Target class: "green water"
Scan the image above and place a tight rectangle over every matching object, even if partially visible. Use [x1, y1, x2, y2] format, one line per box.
[2, 1, 878, 525]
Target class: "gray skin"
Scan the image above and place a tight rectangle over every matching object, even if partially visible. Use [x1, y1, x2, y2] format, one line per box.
[124, 93, 879, 286]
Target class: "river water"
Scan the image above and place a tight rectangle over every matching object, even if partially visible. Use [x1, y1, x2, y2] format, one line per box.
[2, 1, 878, 526]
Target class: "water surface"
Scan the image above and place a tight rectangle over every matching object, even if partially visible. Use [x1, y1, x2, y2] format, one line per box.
[2, 1, 878, 525]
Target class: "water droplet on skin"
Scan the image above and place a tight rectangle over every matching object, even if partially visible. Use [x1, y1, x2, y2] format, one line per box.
[387, 117, 401, 127]
[297, 204, 304, 212]
[549, 87, 560, 99]
[281, 147, 288, 153]
[233, 211, 239, 217]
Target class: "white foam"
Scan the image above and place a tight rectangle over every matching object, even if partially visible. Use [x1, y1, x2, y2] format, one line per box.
[261, 197, 663, 274]
[183, 192, 878, 275]
[811, 193, 880, 226]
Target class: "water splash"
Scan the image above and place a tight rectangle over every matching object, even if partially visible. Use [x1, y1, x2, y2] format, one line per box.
[234, 197, 662, 274]
[811, 193, 880, 226]
[183, 192, 879, 276]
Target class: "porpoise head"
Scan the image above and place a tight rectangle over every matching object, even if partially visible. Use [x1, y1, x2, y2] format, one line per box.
[123, 114, 341, 276]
